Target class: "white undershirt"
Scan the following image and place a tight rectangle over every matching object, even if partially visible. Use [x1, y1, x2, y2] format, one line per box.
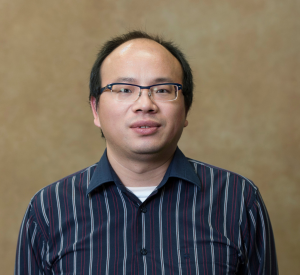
[126, 186, 157, 202]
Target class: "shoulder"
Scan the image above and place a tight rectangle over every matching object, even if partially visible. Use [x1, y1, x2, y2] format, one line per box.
[35, 163, 98, 199]
[26, 163, 98, 224]
[186, 157, 258, 208]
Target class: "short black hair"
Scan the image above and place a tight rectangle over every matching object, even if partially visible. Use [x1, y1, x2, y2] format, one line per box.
[89, 30, 194, 112]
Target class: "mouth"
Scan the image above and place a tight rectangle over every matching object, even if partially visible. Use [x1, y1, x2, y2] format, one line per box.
[130, 120, 161, 128]
[130, 121, 161, 135]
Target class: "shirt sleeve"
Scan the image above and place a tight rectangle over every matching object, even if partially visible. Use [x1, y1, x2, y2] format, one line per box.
[242, 190, 279, 275]
[14, 200, 46, 275]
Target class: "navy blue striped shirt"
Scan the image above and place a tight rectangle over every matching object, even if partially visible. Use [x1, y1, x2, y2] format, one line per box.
[15, 148, 278, 275]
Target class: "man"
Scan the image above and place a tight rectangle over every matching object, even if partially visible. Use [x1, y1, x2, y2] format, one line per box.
[15, 31, 278, 274]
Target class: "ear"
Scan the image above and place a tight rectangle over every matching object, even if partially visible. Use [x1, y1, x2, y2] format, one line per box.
[184, 119, 188, 127]
[90, 97, 101, 128]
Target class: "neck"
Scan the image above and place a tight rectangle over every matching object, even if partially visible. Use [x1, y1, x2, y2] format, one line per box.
[106, 146, 175, 187]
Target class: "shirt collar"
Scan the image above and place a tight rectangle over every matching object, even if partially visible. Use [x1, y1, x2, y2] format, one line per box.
[86, 147, 202, 196]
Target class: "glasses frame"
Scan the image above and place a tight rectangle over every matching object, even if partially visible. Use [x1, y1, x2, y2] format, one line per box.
[100, 83, 182, 102]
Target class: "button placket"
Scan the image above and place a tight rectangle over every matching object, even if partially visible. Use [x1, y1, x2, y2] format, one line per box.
[140, 248, 148, 255]
[140, 206, 147, 213]
[140, 205, 148, 258]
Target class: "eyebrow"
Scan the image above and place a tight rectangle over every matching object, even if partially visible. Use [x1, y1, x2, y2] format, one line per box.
[114, 77, 136, 83]
[113, 77, 175, 84]
[153, 77, 175, 83]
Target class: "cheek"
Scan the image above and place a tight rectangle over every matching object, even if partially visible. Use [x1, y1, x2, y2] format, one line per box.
[99, 109, 114, 130]
[98, 101, 129, 130]
[165, 108, 187, 133]
[98, 101, 112, 129]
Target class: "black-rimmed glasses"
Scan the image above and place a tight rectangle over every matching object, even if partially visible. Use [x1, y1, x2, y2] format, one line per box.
[100, 83, 182, 102]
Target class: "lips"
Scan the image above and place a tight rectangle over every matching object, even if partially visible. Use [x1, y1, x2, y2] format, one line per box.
[130, 120, 161, 128]
[130, 120, 161, 135]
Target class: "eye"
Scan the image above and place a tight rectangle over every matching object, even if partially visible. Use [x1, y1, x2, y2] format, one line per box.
[119, 88, 132, 93]
[156, 88, 171, 94]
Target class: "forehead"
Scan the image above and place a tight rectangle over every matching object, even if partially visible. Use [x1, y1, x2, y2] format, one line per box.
[100, 38, 183, 83]
[106, 38, 174, 59]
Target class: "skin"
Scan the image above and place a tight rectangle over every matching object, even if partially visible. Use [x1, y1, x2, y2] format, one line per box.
[91, 38, 188, 187]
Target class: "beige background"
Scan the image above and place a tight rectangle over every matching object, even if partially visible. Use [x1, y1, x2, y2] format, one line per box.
[1, 1, 299, 273]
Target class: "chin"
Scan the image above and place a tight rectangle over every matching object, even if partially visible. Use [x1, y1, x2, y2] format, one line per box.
[131, 147, 162, 155]
[130, 142, 174, 156]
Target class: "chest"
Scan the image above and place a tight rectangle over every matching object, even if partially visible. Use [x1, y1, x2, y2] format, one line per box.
[45, 184, 243, 274]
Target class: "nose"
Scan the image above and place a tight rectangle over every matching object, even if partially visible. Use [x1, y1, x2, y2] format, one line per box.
[131, 88, 158, 113]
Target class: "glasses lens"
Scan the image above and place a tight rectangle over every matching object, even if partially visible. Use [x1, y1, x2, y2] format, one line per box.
[111, 84, 139, 101]
[151, 85, 177, 101]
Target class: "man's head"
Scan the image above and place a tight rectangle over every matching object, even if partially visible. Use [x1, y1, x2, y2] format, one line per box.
[89, 31, 194, 112]
[89, 31, 193, 160]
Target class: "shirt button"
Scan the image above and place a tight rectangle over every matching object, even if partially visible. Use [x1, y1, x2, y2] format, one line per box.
[140, 248, 148, 255]
[140, 206, 147, 213]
